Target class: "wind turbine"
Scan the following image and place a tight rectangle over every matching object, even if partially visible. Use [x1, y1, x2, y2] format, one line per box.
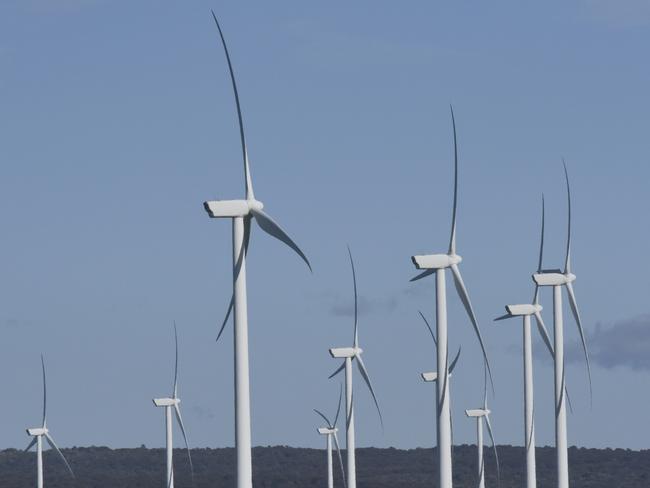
[314, 385, 347, 488]
[465, 368, 500, 488]
[531, 163, 592, 488]
[494, 195, 555, 488]
[410, 107, 493, 488]
[418, 311, 461, 452]
[25, 355, 75, 488]
[203, 12, 311, 488]
[329, 247, 382, 488]
[152, 323, 194, 488]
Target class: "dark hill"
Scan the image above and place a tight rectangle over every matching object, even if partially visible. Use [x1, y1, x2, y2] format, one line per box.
[1, 445, 648, 487]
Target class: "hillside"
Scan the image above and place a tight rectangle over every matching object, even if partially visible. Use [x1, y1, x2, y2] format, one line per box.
[1, 445, 648, 487]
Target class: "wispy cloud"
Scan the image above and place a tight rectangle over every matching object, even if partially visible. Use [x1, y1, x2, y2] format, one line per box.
[1, 317, 34, 329]
[191, 405, 216, 420]
[328, 293, 398, 318]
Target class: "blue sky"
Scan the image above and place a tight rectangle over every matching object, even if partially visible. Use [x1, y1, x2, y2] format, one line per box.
[0, 1, 649, 452]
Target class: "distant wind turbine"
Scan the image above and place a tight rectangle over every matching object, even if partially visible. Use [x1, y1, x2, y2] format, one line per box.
[419, 312, 461, 467]
[314, 385, 347, 488]
[531, 162, 592, 488]
[329, 247, 382, 488]
[410, 107, 493, 488]
[152, 323, 194, 488]
[25, 355, 75, 488]
[465, 368, 500, 488]
[203, 12, 311, 488]
[494, 195, 555, 488]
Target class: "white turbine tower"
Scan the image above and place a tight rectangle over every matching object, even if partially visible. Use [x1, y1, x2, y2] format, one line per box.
[204, 12, 311, 488]
[465, 369, 500, 488]
[314, 385, 347, 488]
[329, 247, 382, 488]
[494, 196, 556, 488]
[531, 163, 592, 488]
[410, 107, 493, 488]
[152, 323, 194, 488]
[25, 355, 75, 488]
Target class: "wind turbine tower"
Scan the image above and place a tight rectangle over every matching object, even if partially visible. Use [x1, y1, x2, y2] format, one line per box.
[203, 12, 311, 488]
[329, 248, 382, 488]
[25, 355, 75, 488]
[531, 163, 592, 488]
[152, 323, 194, 488]
[410, 107, 493, 488]
[314, 386, 346, 488]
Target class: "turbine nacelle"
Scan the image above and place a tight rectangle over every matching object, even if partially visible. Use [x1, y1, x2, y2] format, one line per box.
[532, 272, 576, 287]
[411, 253, 462, 270]
[26, 427, 48, 437]
[153, 398, 180, 407]
[203, 198, 264, 218]
[504, 303, 543, 317]
[329, 347, 362, 359]
[317, 427, 337, 435]
[465, 408, 490, 418]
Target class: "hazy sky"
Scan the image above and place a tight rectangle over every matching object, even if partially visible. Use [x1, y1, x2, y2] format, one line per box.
[1, 1, 649, 452]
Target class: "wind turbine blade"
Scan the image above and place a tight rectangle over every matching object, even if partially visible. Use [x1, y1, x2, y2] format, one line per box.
[410, 268, 436, 282]
[538, 194, 546, 273]
[347, 246, 359, 348]
[44, 433, 75, 478]
[565, 282, 593, 405]
[355, 355, 383, 428]
[313, 409, 332, 428]
[533, 312, 555, 359]
[333, 383, 343, 428]
[24, 437, 38, 452]
[218, 217, 251, 343]
[493, 313, 513, 322]
[449, 264, 494, 393]
[449, 346, 462, 374]
[250, 208, 312, 272]
[448, 105, 459, 255]
[418, 311, 437, 347]
[174, 404, 195, 485]
[328, 361, 346, 380]
[333, 433, 347, 488]
[485, 416, 501, 488]
[532, 195, 546, 304]
[562, 160, 572, 274]
[217, 295, 234, 343]
[173, 321, 179, 398]
[346, 390, 354, 431]
[210, 10, 254, 199]
[482, 362, 488, 410]
[41, 354, 47, 427]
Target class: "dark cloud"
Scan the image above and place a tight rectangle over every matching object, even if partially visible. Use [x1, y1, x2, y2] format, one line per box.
[566, 314, 650, 371]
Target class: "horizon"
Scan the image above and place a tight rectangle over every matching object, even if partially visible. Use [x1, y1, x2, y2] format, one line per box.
[1, 0, 649, 457]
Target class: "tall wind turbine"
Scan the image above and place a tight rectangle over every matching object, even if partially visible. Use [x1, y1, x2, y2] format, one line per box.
[152, 323, 194, 488]
[329, 247, 382, 488]
[314, 385, 347, 488]
[494, 196, 555, 488]
[531, 163, 592, 488]
[203, 12, 311, 488]
[410, 107, 493, 488]
[25, 355, 75, 488]
[465, 368, 500, 488]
